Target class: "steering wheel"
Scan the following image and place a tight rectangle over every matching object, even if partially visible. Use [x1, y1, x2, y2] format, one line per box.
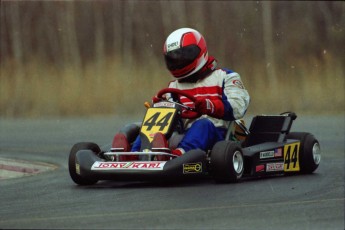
[156, 88, 201, 119]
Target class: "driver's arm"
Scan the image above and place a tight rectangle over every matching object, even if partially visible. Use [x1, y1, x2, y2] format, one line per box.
[221, 72, 250, 120]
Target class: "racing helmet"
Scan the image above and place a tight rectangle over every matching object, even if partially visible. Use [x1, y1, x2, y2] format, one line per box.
[163, 28, 208, 80]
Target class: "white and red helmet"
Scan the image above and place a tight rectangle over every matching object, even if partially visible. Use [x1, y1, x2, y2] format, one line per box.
[163, 28, 208, 80]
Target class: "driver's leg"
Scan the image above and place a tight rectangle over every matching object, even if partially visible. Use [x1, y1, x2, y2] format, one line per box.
[131, 135, 141, 152]
[176, 118, 225, 153]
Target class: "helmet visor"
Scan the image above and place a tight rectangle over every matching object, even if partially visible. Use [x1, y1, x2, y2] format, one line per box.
[165, 45, 201, 71]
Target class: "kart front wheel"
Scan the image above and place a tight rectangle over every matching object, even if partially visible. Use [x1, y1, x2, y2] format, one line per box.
[211, 141, 244, 183]
[68, 142, 100, 185]
[286, 132, 321, 173]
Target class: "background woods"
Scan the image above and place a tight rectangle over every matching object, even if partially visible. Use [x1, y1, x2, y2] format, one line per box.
[1, 1, 344, 117]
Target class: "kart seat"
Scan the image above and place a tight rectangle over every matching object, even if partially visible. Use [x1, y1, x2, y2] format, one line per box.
[242, 115, 295, 147]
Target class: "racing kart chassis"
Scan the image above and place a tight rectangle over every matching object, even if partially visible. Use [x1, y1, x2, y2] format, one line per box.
[69, 88, 321, 185]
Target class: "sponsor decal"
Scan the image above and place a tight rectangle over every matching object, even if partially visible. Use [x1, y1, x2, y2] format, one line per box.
[91, 161, 166, 171]
[76, 163, 80, 175]
[266, 162, 284, 172]
[232, 80, 244, 89]
[153, 101, 176, 108]
[255, 165, 265, 172]
[167, 42, 179, 51]
[274, 148, 283, 157]
[183, 162, 202, 174]
[260, 150, 275, 159]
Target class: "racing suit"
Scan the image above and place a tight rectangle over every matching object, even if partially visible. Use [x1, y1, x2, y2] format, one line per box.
[132, 58, 250, 153]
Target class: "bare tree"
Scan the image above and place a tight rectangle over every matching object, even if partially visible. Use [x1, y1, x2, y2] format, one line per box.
[262, 1, 277, 89]
[112, 1, 123, 60]
[160, 1, 173, 36]
[122, 1, 134, 66]
[7, 1, 25, 115]
[60, 1, 82, 75]
[42, 2, 61, 65]
[94, 1, 105, 79]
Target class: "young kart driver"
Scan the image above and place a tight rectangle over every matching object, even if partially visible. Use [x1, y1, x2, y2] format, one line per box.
[114, 28, 250, 158]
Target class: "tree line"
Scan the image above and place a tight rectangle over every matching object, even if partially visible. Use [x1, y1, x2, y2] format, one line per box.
[0, 1, 344, 116]
[1, 1, 343, 69]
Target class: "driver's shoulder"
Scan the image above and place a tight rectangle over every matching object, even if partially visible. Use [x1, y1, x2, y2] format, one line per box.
[214, 68, 240, 78]
[203, 69, 236, 84]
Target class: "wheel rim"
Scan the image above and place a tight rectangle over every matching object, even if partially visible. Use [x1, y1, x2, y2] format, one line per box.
[233, 151, 244, 174]
[312, 142, 321, 165]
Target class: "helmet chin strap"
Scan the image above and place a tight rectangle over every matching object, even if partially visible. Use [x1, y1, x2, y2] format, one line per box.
[178, 56, 217, 83]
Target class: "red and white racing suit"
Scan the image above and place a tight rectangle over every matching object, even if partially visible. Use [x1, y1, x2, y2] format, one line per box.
[164, 67, 250, 153]
[131, 66, 250, 153]
[168, 68, 250, 130]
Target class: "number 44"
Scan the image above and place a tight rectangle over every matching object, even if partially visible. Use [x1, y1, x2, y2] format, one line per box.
[143, 112, 173, 131]
[284, 143, 300, 172]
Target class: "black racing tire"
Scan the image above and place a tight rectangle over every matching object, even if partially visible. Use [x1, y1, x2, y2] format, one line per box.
[211, 141, 244, 183]
[68, 142, 100, 185]
[286, 132, 321, 173]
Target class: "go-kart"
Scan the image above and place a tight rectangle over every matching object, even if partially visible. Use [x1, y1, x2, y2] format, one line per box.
[68, 88, 321, 185]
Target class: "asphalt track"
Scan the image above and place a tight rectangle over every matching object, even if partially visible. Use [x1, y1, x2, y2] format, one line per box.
[0, 114, 344, 230]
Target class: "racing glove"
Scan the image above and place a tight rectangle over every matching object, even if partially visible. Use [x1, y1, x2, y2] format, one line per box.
[195, 98, 224, 119]
[152, 93, 173, 104]
[152, 95, 161, 104]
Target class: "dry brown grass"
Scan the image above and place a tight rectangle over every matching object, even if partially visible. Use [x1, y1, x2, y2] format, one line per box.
[242, 53, 344, 115]
[0, 55, 343, 118]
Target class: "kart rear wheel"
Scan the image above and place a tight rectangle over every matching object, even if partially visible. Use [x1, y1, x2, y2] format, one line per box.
[211, 141, 244, 183]
[69, 142, 100, 185]
[286, 132, 321, 173]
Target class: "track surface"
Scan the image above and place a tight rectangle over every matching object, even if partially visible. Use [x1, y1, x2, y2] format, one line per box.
[0, 115, 344, 229]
